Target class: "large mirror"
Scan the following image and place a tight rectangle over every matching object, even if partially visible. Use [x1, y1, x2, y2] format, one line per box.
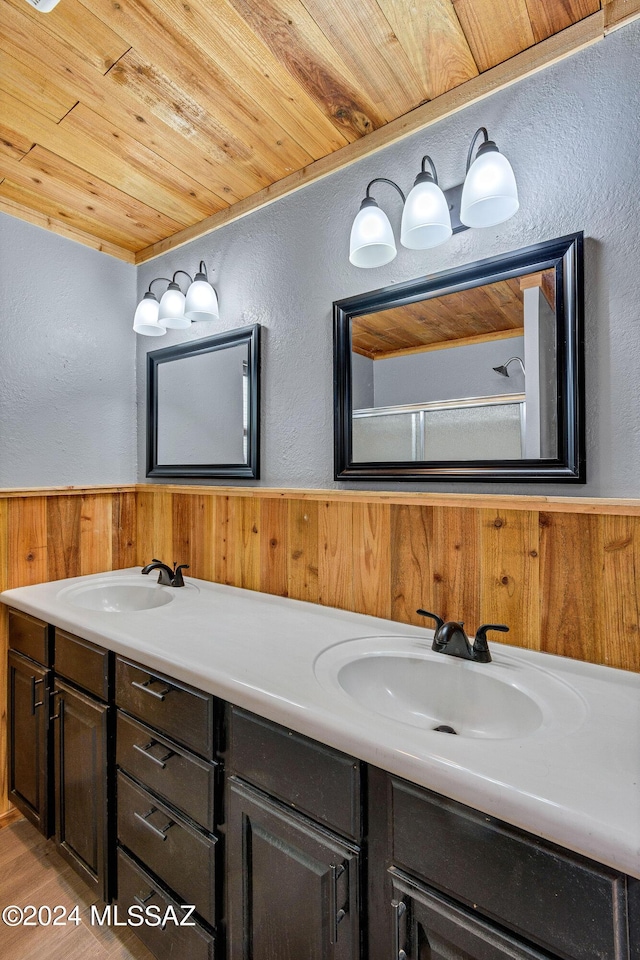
[334, 234, 584, 481]
[147, 324, 260, 478]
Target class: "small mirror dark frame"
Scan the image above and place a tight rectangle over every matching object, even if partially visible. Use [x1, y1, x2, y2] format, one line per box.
[147, 324, 260, 479]
[334, 233, 585, 482]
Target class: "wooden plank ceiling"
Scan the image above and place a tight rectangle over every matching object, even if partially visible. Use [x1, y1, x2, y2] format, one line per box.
[0, 0, 631, 263]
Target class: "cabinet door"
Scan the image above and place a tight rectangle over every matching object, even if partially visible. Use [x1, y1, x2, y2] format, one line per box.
[8, 651, 51, 836]
[53, 679, 111, 901]
[227, 777, 359, 960]
[390, 869, 555, 960]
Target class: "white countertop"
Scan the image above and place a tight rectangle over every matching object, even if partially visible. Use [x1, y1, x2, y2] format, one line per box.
[2, 568, 639, 879]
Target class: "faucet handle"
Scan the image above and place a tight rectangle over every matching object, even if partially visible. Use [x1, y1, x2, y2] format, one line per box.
[473, 623, 509, 662]
[416, 609, 445, 633]
[173, 564, 190, 588]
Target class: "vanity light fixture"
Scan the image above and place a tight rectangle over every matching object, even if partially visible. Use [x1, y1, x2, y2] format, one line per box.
[349, 178, 406, 268]
[133, 261, 219, 336]
[349, 127, 518, 268]
[460, 128, 519, 228]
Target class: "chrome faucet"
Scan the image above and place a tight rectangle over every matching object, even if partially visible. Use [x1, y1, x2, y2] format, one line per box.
[141, 559, 190, 587]
[417, 609, 509, 663]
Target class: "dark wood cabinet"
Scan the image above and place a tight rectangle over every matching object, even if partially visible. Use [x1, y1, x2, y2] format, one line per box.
[114, 653, 221, 947]
[390, 868, 553, 960]
[7, 614, 113, 899]
[6, 608, 639, 960]
[7, 649, 51, 835]
[53, 678, 111, 901]
[227, 776, 360, 960]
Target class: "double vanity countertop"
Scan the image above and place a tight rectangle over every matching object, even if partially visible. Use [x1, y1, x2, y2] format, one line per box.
[2, 568, 639, 880]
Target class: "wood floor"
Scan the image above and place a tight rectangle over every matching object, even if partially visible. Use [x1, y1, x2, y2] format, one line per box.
[0, 818, 154, 960]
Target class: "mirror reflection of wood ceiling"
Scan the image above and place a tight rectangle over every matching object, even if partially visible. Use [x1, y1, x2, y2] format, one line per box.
[351, 269, 556, 359]
[0, 0, 612, 262]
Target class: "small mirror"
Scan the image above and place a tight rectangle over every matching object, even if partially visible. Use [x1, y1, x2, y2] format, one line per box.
[334, 234, 584, 481]
[147, 324, 260, 478]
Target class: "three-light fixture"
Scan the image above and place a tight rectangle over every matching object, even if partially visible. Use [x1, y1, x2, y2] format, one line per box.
[349, 127, 519, 268]
[133, 261, 219, 336]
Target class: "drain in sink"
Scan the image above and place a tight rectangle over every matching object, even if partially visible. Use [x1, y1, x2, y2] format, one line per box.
[433, 724, 457, 734]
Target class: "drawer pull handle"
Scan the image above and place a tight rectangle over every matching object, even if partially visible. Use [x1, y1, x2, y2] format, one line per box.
[134, 808, 174, 841]
[131, 678, 172, 701]
[133, 890, 156, 908]
[133, 740, 175, 769]
[30, 677, 45, 715]
[330, 863, 347, 944]
[392, 899, 408, 960]
[50, 689, 62, 722]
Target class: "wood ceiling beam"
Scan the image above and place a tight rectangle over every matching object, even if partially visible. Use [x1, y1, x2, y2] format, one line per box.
[136, 10, 604, 264]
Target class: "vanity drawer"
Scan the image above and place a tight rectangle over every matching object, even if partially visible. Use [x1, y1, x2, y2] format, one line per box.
[55, 629, 110, 701]
[117, 847, 215, 960]
[8, 609, 52, 666]
[117, 771, 217, 928]
[115, 656, 215, 760]
[391, 777, 630, 960]
[229, 706, 361, 841]
[117, 712, 218, 831]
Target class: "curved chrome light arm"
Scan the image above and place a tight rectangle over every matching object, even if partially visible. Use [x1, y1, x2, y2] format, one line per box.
[146, 277, 172, 296]
[419, 155, 438, 183]
[364, 177, 406, 204]
[466, 127, 492, 172]
[171, 269, 193, 289]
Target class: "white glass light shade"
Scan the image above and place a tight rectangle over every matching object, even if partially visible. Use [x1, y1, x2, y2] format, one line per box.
[133, 295, 166, 336]
[184, 278, 219, 321]
[349, 201, 397, 268]
[158, 285, 190, 329]
[400, 179, 452, 249]
[460, 151, 519, 228]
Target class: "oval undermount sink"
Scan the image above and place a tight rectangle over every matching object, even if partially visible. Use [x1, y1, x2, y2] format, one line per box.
[58, 577, 175, 612]
[314, 637, 587, 741]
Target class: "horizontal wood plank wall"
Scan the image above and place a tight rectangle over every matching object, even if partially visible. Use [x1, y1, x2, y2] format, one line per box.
[0, 490, 137, 817]
[136, 488, 640, 675]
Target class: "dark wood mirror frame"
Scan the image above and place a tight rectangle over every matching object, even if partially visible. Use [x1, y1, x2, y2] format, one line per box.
[334, 233, 585, 482]
[147, 324, 260, 479]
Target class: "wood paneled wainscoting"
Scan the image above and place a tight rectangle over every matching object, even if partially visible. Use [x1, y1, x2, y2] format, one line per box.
[1, 484, 639, 818]
[135, 487, 640, 675]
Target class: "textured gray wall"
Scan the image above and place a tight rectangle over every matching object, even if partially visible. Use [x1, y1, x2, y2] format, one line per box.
[372, 337, 526, 407]
[137, 21, 640, 497]
[0, 213, 137, 486]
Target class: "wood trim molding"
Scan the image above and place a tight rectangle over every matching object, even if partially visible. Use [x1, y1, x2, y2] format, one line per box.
[0, 485, 137, 499]
[0, 197, 137, 264]
[135, 13, 604, 264]
[604, 0, 640, 33]
[0, 808, 24, 830]
[135, 484, 640, 517]
[1, 484, 640, 516]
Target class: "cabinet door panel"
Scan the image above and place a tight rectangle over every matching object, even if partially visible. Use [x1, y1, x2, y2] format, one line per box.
[227, 776, 359, 960]
[54, 679, 110, 900]
[391, 869, 554, 960]
[8, 651, 51, 835]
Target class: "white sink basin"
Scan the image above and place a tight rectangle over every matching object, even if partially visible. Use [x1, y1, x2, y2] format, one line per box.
[58, 576, 175, 612]
[314, 637, 588, 740]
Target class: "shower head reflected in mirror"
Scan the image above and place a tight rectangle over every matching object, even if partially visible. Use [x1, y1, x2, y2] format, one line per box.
[493, 356, 525, 377]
